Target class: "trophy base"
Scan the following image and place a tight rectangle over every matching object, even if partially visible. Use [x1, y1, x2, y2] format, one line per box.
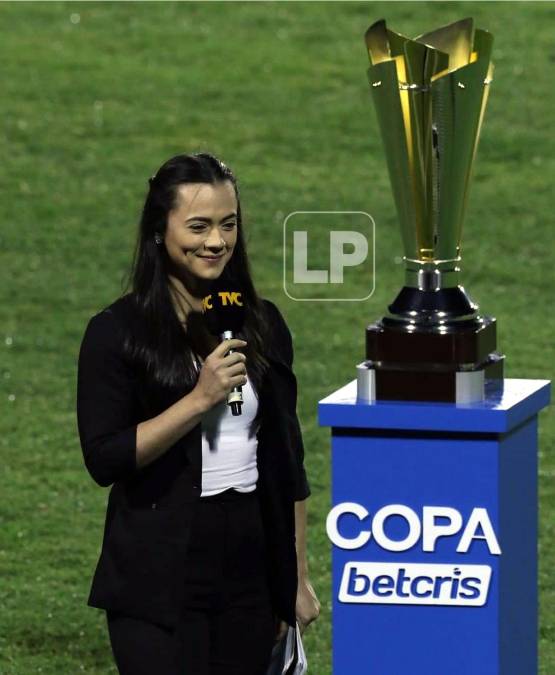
[364, 316, 505, 403]
[357, 355, 504, 403]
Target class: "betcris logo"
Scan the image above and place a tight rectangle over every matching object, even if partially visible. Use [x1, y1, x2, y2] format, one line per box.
[326, 503, 501, 607]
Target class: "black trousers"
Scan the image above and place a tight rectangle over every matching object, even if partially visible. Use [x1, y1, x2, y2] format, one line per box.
[106, 488, 276, 675]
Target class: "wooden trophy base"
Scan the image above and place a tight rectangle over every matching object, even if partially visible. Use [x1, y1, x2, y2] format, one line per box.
[364, 287, 504, 402]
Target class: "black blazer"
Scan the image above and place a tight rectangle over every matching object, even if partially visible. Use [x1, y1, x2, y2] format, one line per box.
[76, 293, 310, 630]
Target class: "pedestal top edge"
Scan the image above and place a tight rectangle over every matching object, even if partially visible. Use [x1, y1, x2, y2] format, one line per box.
[317, 379, 551, 433]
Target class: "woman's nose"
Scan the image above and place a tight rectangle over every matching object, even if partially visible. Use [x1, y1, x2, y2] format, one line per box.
[205, 227, 225, 248]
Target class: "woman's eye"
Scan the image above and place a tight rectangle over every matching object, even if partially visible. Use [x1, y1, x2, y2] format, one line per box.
[189, 222, 236, 232]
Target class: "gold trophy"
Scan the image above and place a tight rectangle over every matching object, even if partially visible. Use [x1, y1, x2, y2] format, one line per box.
[357, 18, 504, 403]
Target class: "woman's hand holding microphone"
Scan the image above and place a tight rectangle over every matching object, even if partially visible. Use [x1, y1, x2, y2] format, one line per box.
[135, 340, 248, 469]
[193, 339, 248, 410]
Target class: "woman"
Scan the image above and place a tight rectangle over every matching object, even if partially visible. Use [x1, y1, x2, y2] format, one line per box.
[76, 152, 320, 675]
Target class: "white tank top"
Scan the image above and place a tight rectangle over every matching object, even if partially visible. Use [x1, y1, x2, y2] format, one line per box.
[193, 354, 259, 497]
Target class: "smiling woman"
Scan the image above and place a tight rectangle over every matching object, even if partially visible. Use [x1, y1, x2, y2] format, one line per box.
[76, 152, 320, 675]
[163, 181, 239, 305]
[128, 154, 271, 394]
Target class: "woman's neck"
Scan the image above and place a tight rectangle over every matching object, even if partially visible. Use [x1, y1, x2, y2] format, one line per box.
[167, 274, 205, 324]
[167, 274, 219, 357]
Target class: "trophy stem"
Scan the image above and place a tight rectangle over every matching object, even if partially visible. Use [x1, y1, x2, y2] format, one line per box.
[404, 259, 461, 291]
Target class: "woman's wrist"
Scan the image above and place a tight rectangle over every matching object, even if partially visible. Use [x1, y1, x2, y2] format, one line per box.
[187, 387, 211, 416]
[297, 559, 309, 580]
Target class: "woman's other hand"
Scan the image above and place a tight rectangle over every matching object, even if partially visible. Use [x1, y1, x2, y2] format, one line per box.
[274, 577, 320, 643]
[296, 577, 320, 635]
[193, 339, 248, 409]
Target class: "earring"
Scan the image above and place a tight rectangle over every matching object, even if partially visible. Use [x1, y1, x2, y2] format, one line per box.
[154, 232, 163, 245]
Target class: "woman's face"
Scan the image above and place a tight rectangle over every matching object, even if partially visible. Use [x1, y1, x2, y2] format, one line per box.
[164, 180, 238, 287]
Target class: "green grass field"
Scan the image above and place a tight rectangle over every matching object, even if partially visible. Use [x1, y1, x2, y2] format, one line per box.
[1, 1, 553, 672]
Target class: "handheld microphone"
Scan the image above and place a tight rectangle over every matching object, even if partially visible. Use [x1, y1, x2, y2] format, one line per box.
[202, 279, 246, 416]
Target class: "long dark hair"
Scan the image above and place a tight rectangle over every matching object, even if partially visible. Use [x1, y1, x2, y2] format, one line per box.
[121, 152, 271, 426]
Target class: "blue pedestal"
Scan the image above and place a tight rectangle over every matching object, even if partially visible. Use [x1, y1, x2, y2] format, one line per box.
[318, 379, 550, 675]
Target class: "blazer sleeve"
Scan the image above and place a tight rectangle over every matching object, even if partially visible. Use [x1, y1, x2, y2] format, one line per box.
[264, 299, 311, 501]
[76, 309, 139, 488]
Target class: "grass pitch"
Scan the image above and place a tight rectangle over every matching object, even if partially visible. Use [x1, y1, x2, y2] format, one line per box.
[1, 2, 553, 673]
